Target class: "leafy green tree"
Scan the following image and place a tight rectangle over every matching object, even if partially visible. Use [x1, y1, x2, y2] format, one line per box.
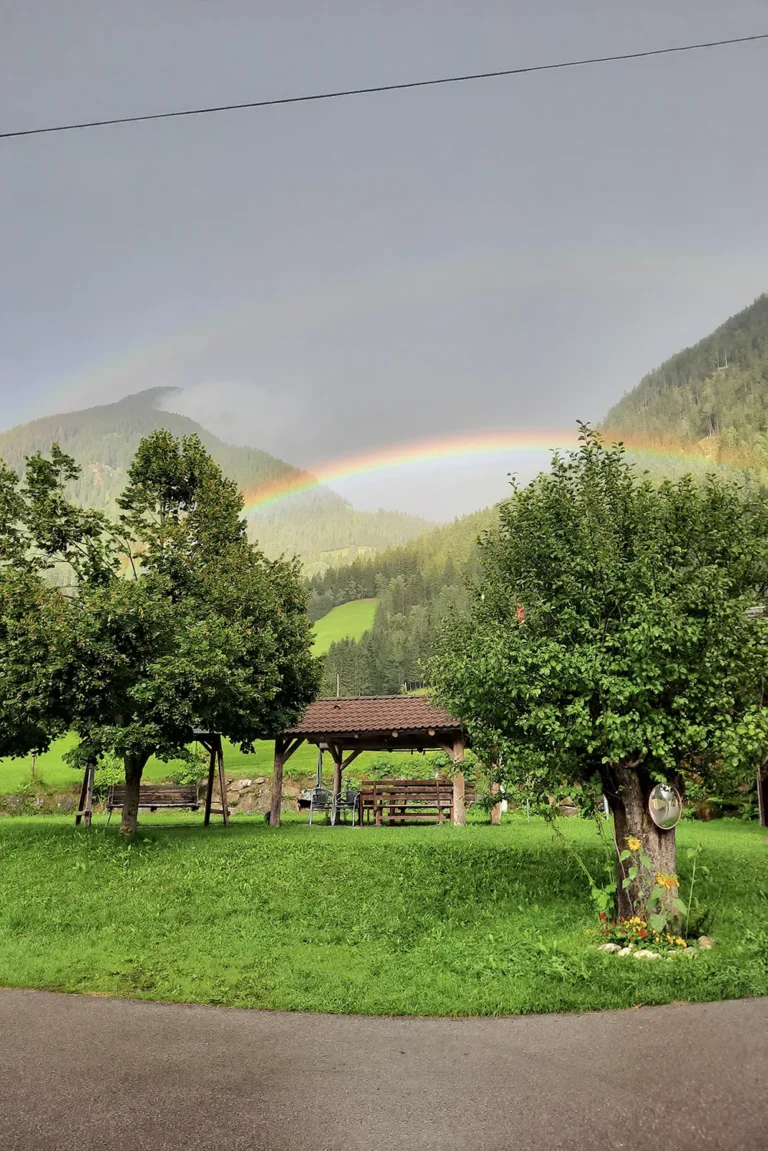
[0, 431, 320, 835]
[430, 427, 768, 917]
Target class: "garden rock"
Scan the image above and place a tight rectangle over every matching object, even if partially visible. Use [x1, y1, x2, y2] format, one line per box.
[237, 791, 269, 815]
[617, 946, 634, 957]
[698, 936, 714, 950]
[633, 949, 661, 960]
[598, 943, 621, 953]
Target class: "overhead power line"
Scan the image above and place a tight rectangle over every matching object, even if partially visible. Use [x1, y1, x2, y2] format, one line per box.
[2, 32, 766, 141]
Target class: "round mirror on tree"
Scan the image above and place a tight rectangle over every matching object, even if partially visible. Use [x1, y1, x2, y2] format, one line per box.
[648, 783, 682, 829]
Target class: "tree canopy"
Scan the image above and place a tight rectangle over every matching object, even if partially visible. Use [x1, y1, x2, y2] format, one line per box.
[0, 430, 321, 834]
[430, 427, 768, 914]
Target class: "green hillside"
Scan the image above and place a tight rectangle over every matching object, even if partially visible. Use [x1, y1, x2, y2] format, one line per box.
[0, 734, 320, 792]
[312, 507, 498, 696]
[604, 293, 768, 471]
[0, 388, 431, 568]
[312, 598, 378, 656]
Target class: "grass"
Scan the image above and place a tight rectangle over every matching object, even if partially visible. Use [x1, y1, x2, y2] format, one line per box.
[311, 598, 378, 656]
[0, 813, 766, 1016]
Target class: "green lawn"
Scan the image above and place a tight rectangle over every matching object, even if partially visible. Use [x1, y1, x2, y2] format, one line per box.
[0, 734, 318, 791]
[0, 814, 766, 1016]
[312, 598, 378, 656]
[0, 734, 399, 793]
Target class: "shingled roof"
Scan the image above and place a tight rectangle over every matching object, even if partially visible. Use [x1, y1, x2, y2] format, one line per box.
[284, 696, 462, 737]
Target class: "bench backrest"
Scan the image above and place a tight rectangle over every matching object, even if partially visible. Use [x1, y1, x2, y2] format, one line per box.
[107, 784, 199, 807]
[359, 779, 476, 802]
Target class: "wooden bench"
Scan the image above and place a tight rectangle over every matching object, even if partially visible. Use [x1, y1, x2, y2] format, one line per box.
[358, 778, 476, 825]
[106, 784, 201, 816]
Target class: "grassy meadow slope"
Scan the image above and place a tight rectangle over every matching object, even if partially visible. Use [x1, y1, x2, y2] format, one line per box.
[312, 507, 498, 695]
[0, 734, 323, 792]
[312, 598, 378, 656]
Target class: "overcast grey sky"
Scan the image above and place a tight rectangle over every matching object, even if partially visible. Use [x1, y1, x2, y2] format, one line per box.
[2, 1, 767, 519]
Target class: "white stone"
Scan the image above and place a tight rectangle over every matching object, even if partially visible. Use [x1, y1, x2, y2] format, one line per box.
[598, 943, 621, 953]
[698, 936, 714, 950]
[617, 947, 633, 957]
[633, 949, 661, 960]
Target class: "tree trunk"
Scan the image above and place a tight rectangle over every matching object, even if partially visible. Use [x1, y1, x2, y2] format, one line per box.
[452, 737, 466, 827]
[120, 753, 149, 838]
[602, 760, 679, 921]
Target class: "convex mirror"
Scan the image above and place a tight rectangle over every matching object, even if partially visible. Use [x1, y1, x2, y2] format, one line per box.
[648, 783, 682, 830]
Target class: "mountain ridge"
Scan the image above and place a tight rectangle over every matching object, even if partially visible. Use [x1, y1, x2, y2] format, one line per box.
[603, 293, 768, 472]
[0, 387, 432, 570]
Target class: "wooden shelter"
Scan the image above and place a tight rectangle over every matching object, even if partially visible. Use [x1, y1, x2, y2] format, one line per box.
[271, 696, 468, 828]
[75, 731, 229, 828]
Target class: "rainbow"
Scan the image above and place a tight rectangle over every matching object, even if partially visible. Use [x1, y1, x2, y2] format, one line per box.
[240, 429, 722, 514]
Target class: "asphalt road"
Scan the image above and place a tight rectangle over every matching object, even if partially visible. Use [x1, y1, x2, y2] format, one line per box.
[1, 989, 766, 1150]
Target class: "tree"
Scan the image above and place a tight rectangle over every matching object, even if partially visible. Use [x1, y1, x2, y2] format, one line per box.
[0, 432, 321, 835]
[430, 426, 768, 917]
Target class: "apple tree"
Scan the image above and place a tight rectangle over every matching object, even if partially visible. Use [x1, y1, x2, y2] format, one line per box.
[430, 427, 768, 917]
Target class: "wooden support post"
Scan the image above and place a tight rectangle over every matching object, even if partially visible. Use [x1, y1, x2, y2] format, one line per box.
[75, 764, 95, 828]
[452, 736, 466, 827]
[270, 736, 305, 828]
[271, 737, 286, 828]
[331, 746, 343, 797]
[204, 742, 216, 827]
[84, 764, 95, 829]
[329, 744, 343, 826]
[216, 736, 229, 826]
[490, 780, 502, 825]
[75, 767, 89, 826]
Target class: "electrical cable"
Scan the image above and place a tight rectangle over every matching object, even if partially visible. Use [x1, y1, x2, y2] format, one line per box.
[1, 32, 766, 140]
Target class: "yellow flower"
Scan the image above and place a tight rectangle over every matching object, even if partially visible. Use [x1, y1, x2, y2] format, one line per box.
[656, 872, 678, 890]
[627, 836, 642, 852]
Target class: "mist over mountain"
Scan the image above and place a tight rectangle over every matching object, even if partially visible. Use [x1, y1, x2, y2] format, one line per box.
[0, 387, 431, 572]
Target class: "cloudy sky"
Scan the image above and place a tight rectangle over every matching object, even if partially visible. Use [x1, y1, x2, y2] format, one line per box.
[2, 1, 767, 519]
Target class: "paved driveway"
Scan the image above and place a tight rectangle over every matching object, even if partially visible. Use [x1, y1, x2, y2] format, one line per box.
[1, 989, 766, 1150]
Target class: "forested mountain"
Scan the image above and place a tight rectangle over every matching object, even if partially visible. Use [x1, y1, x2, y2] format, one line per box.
[311, 507, 497, 695]
[0, 388, 430, 569]
[604, 294, 768, 468]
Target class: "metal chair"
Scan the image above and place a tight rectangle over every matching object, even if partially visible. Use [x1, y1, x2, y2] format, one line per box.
[308, 787, 332, 825]
[332, 787, 360, 826]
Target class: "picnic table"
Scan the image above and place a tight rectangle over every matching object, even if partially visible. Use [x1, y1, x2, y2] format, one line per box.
[358, 778, 475, 825]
